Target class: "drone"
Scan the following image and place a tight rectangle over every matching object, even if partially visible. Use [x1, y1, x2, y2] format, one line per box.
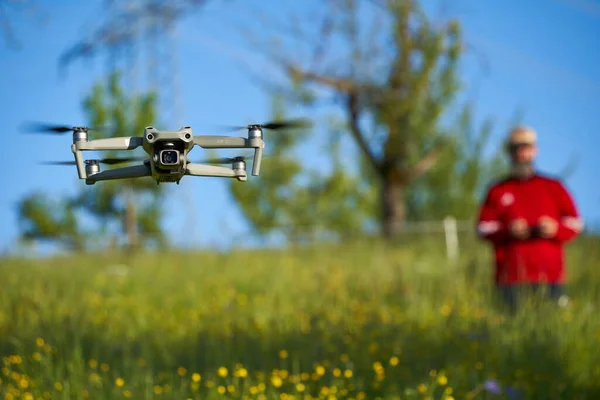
[22, 119, 310, 185]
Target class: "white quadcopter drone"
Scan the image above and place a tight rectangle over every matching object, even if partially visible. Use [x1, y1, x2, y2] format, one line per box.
[22, 119, 310, 185]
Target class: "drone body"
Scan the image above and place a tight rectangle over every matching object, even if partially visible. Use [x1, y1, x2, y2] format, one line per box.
[70, 125, 265, 185]
[25, 119, 309, 185]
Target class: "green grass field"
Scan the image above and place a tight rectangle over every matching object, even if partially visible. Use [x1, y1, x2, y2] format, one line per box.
[1, 233, 599, 400]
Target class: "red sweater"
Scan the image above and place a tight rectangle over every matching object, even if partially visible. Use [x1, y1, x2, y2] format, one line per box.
[477, 173, 583, 285]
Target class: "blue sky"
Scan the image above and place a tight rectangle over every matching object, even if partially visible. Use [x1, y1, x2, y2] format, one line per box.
[1, 0, 599, 254]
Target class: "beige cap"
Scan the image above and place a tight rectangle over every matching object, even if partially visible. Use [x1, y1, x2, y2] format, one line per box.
[507, 125, 537, 145]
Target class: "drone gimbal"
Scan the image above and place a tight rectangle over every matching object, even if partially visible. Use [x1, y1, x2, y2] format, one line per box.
[23, 119, 310, 185]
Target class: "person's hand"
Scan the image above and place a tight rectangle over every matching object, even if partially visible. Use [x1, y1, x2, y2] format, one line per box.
[538, 216, 558, 238]
[509, 218, 529, 239]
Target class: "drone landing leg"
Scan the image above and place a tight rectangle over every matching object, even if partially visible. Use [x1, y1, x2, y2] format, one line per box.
[85, 164, 152, 185]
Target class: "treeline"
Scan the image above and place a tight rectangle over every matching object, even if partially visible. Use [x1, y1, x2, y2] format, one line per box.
[15, 0, 517, 251]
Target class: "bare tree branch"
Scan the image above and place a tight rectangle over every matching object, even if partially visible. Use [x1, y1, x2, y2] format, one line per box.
[407, 141, 446, 182]
[289, 65, 356, 94]
[0, 0, 42, 50]
[57, 0, 212, 74]
[347, 92, 381, 173]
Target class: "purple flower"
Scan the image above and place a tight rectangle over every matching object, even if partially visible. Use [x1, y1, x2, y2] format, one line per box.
[505, 386, 523, 399]
[483, 379, 503, 395]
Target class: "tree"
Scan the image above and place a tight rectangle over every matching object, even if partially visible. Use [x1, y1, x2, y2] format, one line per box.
[235, 0, 487, 238]
[228, 92, 377, 244]
[74, 71, 166, 250]
[16, 192, 84, 251]
[16, 72, 165, 251]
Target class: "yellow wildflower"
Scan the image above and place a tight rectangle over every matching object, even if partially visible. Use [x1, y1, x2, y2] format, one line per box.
[271, 375, 283, 388]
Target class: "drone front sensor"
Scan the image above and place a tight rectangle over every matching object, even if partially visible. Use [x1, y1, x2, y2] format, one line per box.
[24, 118, 311, 185]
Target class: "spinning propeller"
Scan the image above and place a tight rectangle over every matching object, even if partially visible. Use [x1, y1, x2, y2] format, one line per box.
[194, 156, 253, 164]
[219, 118, 312, 132]
[20, 121, 110, 134]
[21, 118, 311, 135]
[40, 156, 147, 166]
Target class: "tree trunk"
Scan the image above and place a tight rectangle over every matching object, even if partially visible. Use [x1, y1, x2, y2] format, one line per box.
[381, 172, 406, 238]
[124, 187, 138, 250]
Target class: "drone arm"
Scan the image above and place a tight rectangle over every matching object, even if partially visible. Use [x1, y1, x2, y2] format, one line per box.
[193, 135, 265, 176]
[193, 136, 248, 148]
[85, 164, 151, 184]
[185, 163, 245, 179]
[76, 137, 144, 151]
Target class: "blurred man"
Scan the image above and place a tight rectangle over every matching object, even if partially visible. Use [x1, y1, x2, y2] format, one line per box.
[476, 126, 583, 312]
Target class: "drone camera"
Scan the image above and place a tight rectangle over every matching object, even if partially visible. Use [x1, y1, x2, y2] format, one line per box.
[153, 140, 184, 171]
[160, 149, 180, 165]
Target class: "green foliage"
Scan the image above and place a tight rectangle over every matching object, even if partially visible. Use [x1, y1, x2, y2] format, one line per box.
[228, 93, 377, 243]
[375, 2, 464, 164]
[1, 235, 599, 398]
[405, 105, 510, 221]
[16, 192, 84, 250]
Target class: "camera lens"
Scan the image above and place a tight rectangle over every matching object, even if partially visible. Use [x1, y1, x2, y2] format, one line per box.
[161, 150, 178, 165]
